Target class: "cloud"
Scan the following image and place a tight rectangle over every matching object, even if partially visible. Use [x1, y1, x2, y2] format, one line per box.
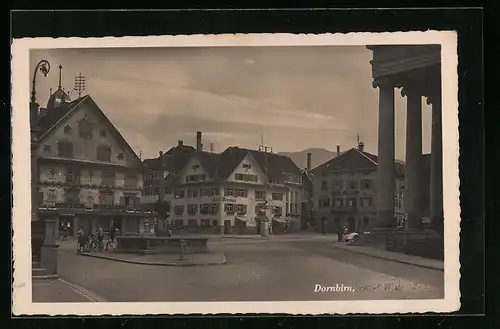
[30, 46, 432, 159]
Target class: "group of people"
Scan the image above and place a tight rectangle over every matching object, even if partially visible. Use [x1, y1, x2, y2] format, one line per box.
[77, 223, 117, 253]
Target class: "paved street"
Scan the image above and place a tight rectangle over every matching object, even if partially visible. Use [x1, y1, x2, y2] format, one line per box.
[39, 236, 444, 302]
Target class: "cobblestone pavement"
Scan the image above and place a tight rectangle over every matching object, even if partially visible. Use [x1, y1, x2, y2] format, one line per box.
[54, 238, 444, 302]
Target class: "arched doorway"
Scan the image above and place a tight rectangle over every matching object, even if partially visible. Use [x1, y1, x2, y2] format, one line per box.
[347, 217, 356, 233]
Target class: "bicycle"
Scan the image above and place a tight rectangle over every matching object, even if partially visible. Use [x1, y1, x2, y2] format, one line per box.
[88, 234, 104, 252]
[105, 236, 117, 251]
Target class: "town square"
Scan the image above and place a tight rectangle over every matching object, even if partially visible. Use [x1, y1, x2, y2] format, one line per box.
[16, 37, 454, 308]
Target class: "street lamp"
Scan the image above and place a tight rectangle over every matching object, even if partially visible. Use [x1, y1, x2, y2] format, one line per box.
[31, 60, 51, 104]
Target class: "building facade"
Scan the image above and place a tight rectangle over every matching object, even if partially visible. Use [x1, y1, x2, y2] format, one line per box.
[34, 81, 152, 238]
[140, 134, 305, 234]
[310, 142, 405, 234]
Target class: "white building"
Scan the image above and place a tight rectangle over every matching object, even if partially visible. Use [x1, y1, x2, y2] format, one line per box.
[141, 142, 304, 234]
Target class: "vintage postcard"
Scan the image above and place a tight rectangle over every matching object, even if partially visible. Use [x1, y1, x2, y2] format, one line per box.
[12, 31, 460, 315]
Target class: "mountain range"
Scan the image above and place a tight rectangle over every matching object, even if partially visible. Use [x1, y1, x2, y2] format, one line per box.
[278, 148, 338, 170]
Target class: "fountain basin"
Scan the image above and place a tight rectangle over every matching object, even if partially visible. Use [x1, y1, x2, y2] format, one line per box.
[115, 236, 209, 254]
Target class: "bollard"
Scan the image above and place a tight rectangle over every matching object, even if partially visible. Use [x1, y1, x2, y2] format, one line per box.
[179, 238, 187, 261]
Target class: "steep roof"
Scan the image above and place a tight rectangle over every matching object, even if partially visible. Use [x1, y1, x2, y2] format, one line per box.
[311, 147, 407, 177]
[36, 97, 82, 136]
[143, 143, 197, 171]
[37, 95, 144, 168]
[311, 148, 379, 173]
[218, 147, 301, 180]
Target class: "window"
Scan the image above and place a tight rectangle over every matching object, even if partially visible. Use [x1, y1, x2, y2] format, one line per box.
[165, 187, 172, 195]
[225, 204, 234, 213]
[200, 204, 210, 214]
[200, 219, 211, 228]
[57, 141, 73, 157]
[174, 190, 185, 199]
[234, 173, 258, 182]
[185, 174, 206, 182]
[64, 125, 72, 135]
[210, 203, 218, 214]
[333, 198, 344, 208]
[225, 188, 235, 197]
[362, 179, 373, 189]
[187, 204, 198, 215]
[348, 179, 358, 190]
[66, 190, 80, 204]
[188, 219, 197, 229]
[321, 181, 328, 190]
[153, 187, 159, 195]
[78, 118, 94, 139]
[101, 170, 115, 186]
[100, 192, 114, 205]
[124, 173, 137, 188]
[360, 197, 373, 207]
[97, 145, 112, 162]
[347, 197, 357, 208]
[272, 192, 283, 201]
[294, 204, 298, 214]
[273, 206, 283, 215]
[255, 190, 265, 200]
[117, 153, 124, 160]
[211, 220, 218, 227]
[43, 144, 51, 153]
[318, 198, 330, 208]
[333, 180, 343, 190]
[236, 189, 248, 198]
[236, 204, 247, 214]
[174, 206, 184, 215]
[66, 170, 74, 183]
[99, 129, 107, 137]
[187, 189, 199, 198]
[146, 172, 154, 181]
[174, 220, 184, 228]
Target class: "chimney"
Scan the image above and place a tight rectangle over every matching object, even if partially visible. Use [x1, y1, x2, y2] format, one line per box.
[177, 140, 183, 147]
[306, 152, 312, 171]
[159, 150, 163, 158]
[196, 131, 203, 151]
[358, 141, 365, 153]
[336, 145, 340, 156]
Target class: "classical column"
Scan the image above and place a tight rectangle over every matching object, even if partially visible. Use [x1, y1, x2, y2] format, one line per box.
[374, 79, 396, 227]
[428, 91, 444, 230]
[402, 85, 423, 229]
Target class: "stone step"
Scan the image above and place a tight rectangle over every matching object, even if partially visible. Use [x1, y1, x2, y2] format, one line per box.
[32, 267, 59, 280]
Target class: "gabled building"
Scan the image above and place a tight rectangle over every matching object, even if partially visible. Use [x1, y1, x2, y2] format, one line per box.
[34, 72, 150, 238]
[310, 142, 406, 233]
[140, 133, 306, 234]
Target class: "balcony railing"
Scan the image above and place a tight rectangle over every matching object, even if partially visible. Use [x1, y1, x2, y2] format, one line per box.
[38, 202, 152, 214]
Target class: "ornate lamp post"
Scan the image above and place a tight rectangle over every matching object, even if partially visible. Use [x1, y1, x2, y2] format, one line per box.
[31, 60, 51, 224]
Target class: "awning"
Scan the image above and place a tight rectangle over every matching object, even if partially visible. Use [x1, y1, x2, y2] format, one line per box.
[273, 217, 287, 223]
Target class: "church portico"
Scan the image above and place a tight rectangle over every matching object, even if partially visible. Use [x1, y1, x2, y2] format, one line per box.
[368, 45, 443, 231]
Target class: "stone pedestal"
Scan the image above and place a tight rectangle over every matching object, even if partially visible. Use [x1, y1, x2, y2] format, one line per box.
[40, 244, 59, 275]
[40, 217, 59, 276]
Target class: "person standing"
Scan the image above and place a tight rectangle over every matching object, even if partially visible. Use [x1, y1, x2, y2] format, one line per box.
[96, 224, 104, 252]
[321, 218, 327, 235]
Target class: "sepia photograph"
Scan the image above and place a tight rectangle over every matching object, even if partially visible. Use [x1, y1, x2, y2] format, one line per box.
[12, 32, 460, 315]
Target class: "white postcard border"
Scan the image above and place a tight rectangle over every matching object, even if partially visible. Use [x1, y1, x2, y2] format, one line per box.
[11, 31, 460, 315]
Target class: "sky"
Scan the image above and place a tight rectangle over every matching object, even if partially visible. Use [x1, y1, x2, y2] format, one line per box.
[30, 46, 432, 160]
